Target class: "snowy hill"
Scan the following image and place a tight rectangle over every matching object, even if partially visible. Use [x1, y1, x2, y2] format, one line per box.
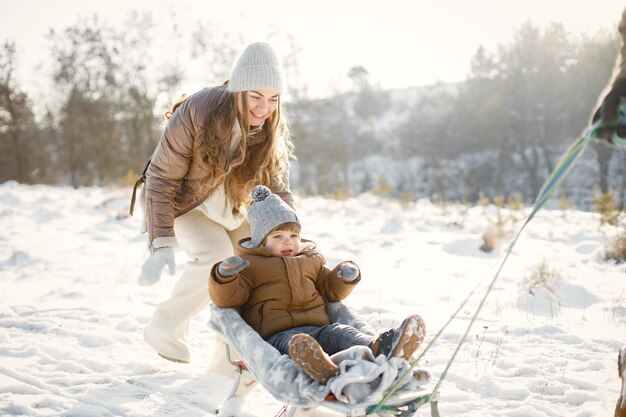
[0, 182, 624, 416]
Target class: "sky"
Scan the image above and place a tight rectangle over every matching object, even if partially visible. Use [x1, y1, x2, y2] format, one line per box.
[0, 182, 624, 415]
[1, 1, 625, 98]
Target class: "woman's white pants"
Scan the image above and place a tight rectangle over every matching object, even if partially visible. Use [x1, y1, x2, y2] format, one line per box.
[143, 194, 249, 363]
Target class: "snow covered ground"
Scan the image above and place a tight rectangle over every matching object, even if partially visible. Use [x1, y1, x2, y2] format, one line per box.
[0, 181, 624, 416]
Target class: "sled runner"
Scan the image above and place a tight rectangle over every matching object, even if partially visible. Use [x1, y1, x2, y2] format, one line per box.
[208, 302, 440, 417]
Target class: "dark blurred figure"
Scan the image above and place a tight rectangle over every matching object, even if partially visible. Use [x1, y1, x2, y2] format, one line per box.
[591, 9, 626, 142]
[617, 345, 626, 417]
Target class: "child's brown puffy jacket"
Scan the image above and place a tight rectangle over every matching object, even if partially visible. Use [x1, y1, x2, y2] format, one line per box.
[209, 239, 360, 339]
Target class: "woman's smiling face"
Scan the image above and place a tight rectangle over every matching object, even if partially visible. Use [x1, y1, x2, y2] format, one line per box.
[238, 89, 279, 127]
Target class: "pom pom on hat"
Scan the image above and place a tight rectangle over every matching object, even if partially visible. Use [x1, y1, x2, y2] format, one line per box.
[251, 185, 271, 203]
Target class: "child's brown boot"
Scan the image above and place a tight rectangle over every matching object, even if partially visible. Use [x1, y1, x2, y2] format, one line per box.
[371, 314, 426, 361]
[288, 333, 339, 384]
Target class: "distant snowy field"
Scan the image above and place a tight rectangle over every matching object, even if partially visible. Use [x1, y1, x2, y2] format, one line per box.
[0, 182, 624, 416]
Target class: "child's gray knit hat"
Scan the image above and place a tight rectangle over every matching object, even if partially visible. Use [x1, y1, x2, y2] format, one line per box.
[243, 185, 298, 249]
[228, 42, 284, 94]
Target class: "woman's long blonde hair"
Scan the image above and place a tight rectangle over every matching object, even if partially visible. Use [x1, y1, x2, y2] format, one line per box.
[165, 82, 294, 214]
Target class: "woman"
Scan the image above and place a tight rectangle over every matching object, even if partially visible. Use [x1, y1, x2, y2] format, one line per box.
[131, 42, 295, 363]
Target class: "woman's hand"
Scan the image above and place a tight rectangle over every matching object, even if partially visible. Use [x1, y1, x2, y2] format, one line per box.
[593, 78, 626, 143]
[137, 247, 176, 286]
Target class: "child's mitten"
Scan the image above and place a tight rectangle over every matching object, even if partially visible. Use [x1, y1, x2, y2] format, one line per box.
[337, 262, 359, 282]
[218, 256, 249, 277]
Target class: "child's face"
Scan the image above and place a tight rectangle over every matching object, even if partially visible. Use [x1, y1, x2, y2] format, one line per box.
[264, 229, 300, 257]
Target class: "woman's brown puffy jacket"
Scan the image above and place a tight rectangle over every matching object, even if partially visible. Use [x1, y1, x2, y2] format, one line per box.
[209, 239, 361, 339]
[133, 86, 294, 248]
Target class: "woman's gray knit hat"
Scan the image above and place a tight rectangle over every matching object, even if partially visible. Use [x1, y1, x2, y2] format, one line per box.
[242, 185, 299, 249]
[228, 42, 284, 94]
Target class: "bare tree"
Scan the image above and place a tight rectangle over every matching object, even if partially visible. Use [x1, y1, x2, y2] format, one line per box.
[191, 22, 243, 86]
[117, 11, 160, 172]
[0, 41, 41, 183]
[48, 16, 123, 187]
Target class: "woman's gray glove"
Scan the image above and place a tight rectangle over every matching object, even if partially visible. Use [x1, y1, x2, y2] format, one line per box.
[337, 262, 360, 282]
[138, 247, 176, 286]
[218, 256, 249, 277]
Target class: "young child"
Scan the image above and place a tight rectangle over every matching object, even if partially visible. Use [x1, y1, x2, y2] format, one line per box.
[209, 185, 426, 384]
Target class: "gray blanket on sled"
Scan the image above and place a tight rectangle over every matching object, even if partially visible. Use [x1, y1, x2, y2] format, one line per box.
[208, 302, 419, 407]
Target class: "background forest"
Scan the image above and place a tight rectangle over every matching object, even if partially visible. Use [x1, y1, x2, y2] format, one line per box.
[1, 12, 625, 210]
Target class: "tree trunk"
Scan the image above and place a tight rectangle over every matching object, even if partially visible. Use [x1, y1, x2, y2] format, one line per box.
[517, 141, 541, 198]
[591, 140, 613, 194]
[619, 150, 626, 210]
[10, 131, 27, 183]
